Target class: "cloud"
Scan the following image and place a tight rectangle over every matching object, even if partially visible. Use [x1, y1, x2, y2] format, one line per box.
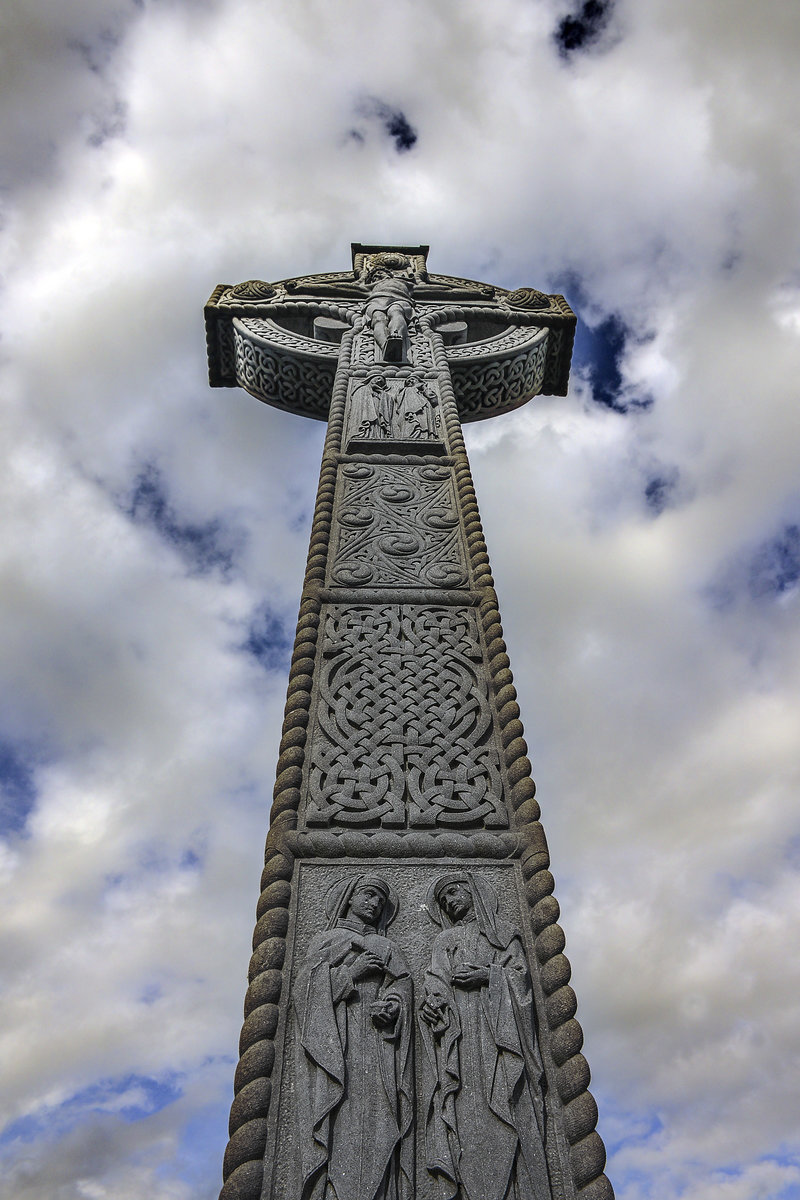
[2, 1, 800, 1197]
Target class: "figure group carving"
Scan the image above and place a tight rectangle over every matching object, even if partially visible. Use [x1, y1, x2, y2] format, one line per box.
[292, 874, 549, 1200]
[348, 374, 441, 444]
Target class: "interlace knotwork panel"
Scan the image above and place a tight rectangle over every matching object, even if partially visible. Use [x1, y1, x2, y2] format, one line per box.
[450, 334, 548, 420]
[304, 605, 507, 829]
[350, 323, 434, 368]
[328, 463, 468, 589]
[233, 320, 335, 418]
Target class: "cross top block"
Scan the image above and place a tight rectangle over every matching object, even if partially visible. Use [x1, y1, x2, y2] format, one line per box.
[204, 245, 576, 422]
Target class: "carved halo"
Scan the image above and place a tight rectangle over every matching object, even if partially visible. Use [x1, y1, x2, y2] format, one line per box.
[363, 252, 414, 284]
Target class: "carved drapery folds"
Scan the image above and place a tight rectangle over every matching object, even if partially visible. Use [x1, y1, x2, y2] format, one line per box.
[420, 873, 551, 1200]
[293, 875, 414, 1200]
[345, 373, 443, 450]
[205, 247, 612, 1200]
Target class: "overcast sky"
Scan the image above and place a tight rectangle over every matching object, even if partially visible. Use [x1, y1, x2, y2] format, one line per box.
[2, 1, 800, 1198]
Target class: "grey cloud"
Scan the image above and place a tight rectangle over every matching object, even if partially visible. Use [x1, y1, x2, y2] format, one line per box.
[2, 1, 800, 1197]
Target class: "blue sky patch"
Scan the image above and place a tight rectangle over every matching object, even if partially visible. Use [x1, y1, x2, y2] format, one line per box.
[574, 313, 650, 412]
[645, 470, 679, 515]
[710, 521, 800, 608]
[243, 602, 293, 672]
[124, 463, 243, 577]
[351, 97, 418, 153]
[174, 1098, 231, 1189]
[0, 1073, 183, 1148]
[554, 0, 614, 59]
[0, 738, 39, 838]
[748, 523, 800, 599]
[552, 274, 652, 412]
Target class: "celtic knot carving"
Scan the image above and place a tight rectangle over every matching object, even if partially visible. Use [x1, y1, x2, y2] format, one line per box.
[229, 280, 277, 302]
[304, 605, 507, 829]
[216, 321, 236, 381]
[403, 607, 505, 826]
[239, 317, 341, 357]
[505, 287, 551, 310]
[443, 324, 536, 360]
[329, 464, 467, 589]
[450, 333, 548, 420]
[233, 320, 335, 419]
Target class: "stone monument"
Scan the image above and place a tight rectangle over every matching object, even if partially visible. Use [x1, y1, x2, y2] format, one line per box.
[204, 245, 613, 1200]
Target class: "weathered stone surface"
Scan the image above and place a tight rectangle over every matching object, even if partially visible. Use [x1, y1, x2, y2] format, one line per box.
[205, 247, 612, 1200]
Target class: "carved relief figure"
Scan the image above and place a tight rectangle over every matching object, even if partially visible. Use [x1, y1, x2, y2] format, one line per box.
[419, 874, 550, 1200]
[348, 376, 440, 443]
[294, 876, 414, 1200]
[351, 373, 394, 438]
[396, 378, 439, 439]
[363, 262, 415, 363]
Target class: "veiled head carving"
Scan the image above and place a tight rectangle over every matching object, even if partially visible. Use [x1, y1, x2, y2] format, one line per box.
[325, 874, 399, 933]
[426, 871, 512, 949]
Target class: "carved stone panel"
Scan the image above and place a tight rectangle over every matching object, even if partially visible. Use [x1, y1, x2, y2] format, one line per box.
[306, 606, 406, 829]
[328, 464, 467, 590]
[264, 862, 555, 1200]
[449, 331, 549, 421]
[344, 373, 444, 453]
[290, 874, 414, 1200]
[232, 318, 336, 419]
[304, 605, 507, 829]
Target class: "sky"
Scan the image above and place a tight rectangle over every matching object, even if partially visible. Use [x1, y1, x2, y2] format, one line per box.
[1, 1, 800, 1197]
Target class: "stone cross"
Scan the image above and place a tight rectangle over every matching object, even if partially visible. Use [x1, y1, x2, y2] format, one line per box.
[204, 245, 613, 1200]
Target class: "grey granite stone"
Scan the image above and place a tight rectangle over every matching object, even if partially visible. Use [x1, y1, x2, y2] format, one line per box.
[206, 248, 612, 1200]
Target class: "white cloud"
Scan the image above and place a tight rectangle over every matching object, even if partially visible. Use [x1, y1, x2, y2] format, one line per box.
[2, 1, 800, 1196]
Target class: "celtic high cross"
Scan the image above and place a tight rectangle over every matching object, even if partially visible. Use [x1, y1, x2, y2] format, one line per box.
[204, 245, 613, 1200]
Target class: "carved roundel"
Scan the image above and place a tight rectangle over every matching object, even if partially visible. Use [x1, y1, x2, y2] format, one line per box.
[229, 279, 277, 302]
[505, 287, 550, 310]
[380, 485, 415, 504]
[423, 507, 459, 530]
[333, 562, 374, 586]
[338, 507, 374, 528]
[423, 563, 468, 587]
[378, 532, 420, 557]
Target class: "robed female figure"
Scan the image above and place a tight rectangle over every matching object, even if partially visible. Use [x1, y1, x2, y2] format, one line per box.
[293, 875, 414, 1200]
[419, 873, 550, 1200]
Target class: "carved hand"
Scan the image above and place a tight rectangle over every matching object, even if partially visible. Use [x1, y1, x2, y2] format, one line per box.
[451, 964, 490, 990]
[420, 996, 448, 1031]
[351, 950, 385, 981]
[371, 998, 400, 1029]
